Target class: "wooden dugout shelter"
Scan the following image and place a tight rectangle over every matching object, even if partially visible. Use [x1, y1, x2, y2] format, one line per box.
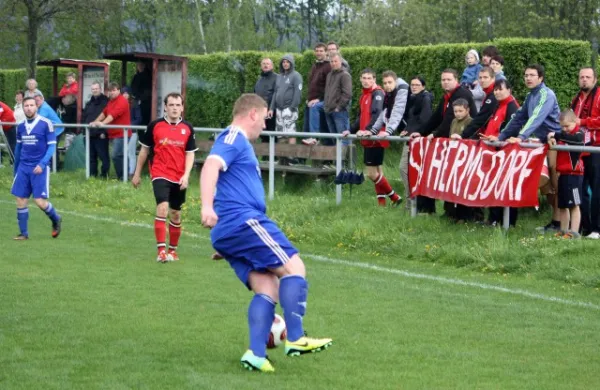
[102, 52, 188, 121]
[36, 58, 110, 123]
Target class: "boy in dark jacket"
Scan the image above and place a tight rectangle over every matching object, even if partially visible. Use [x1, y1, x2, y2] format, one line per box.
[548, 109, 585, 239]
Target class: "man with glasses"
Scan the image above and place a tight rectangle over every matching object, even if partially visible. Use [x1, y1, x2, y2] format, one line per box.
[483, 64, 560, 144]
[482, 64, 561, 232]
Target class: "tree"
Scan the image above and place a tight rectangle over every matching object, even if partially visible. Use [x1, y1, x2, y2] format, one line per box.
[18, 0, 101, 77]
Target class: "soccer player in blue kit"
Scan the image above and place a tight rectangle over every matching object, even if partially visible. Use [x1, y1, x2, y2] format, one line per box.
[11, 97, 62, 240]
[200, 94, 332, 373]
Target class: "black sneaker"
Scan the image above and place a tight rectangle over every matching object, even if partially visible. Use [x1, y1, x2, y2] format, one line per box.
[52, 216, 62, 238]
[536, 221, 560, 233]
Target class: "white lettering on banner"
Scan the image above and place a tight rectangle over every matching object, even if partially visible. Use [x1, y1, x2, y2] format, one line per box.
[480, 151, 505, 199]
[447, 142, 469, 195]
[470, 150, 495, 201]
[516, 147, 545, 200]
[507, 150, 528, 201]
[427, 140, 444, 189]
[409, 138, 427, 193]
[494, 150, 515, 200]
[438, 140, 459, 192]
[409, 138, 546, 207]
[460, 148, 482, 199]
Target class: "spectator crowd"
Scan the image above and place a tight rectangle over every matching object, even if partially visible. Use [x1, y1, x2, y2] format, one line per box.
[2, 44, 600, 239]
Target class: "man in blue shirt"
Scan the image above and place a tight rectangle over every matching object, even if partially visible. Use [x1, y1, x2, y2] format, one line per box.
[481, 64, 562, 231]
[33, 91, 64, 137]
[200, 94, 332, 373]
[483, 64, 561, 144]
[11, 97, 62, 240]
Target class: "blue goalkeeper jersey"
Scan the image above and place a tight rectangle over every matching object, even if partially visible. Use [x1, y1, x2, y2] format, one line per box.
[207, 126, 266, 240]
[17, 115, 56, 167]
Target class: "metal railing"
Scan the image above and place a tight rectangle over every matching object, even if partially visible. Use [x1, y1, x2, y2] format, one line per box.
[3, 121, 600, 231]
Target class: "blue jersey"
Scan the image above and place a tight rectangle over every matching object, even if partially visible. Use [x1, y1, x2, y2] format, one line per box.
[38, 102, 64, 136]
[17, 115, 56, 167]
[208, 126, 266, 240]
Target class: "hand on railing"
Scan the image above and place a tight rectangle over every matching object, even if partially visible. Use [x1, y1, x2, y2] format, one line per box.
[547, 132, 557, 147]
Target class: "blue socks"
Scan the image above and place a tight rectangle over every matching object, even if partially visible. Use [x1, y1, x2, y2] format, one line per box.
[17, 207, 29, 237]
[248, 294, 275, 358]
[43, 202, 60, 223]
[279, 275, 308, 342]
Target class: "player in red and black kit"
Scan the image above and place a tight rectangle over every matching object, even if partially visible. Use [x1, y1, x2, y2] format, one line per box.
[345, 68, 401, 206]
[132, 92, 198, 262]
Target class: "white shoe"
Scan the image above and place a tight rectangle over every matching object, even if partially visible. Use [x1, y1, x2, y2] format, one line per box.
[302, 138, 314, 145]
[585, 231, 600, 239]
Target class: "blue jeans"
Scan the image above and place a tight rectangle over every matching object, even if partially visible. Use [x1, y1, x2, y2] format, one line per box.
[303, 101, 325, 134]
[128, 133, 138, 175]
[110, 137, 126, 179]
[325, 110, 350, 146]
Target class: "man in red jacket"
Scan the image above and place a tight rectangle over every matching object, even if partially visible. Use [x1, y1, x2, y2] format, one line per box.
[90, 82, 131, 180]
[0, 100, 17, 161]
[571, 67, 600, 238]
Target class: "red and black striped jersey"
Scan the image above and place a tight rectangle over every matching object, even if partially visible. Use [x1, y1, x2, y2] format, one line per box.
[140, 117, 197, 183]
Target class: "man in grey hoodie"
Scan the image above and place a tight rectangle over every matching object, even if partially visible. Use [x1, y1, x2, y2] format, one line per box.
[270, 54, 303, 147]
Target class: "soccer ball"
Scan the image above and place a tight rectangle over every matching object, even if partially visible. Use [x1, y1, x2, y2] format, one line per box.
[267, 314, 287, 349]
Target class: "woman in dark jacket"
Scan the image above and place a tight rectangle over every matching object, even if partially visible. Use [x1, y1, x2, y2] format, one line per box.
[399, 76, 433, 210]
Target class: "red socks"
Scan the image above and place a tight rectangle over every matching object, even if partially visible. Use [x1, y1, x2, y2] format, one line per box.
[374, 174, 400, 204]
[155, 217, 167, 253]
[169, 221, 182, 251]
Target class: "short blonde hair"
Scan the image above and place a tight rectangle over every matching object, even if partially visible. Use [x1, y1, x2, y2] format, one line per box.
[559, 109, 577, 124]
[232, 94, 267, 117]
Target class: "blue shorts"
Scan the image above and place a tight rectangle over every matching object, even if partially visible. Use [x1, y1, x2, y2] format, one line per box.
[11, 165, 50, 199]
[212, 215, 298, 289]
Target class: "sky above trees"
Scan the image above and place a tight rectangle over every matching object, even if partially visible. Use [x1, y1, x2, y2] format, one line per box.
[1, 0, 598, 76]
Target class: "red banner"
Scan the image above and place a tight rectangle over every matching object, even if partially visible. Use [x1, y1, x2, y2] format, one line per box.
[408, 138, 547, 207]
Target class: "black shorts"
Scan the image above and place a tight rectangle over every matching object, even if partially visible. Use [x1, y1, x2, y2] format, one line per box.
[364, 147, 385, 166]
[557, 175, 583, 209]
[152, 179, 186, 210]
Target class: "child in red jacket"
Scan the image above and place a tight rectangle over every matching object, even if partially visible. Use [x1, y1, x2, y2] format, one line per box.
[547, 109, 585, 239]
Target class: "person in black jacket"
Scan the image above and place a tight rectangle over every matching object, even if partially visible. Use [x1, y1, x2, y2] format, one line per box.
[461, 67, 498, 140]
[254, 58, 278, 144]
[412, 69, 477, 214]
[82, 82, 109, 178]
[399, 76, 433, 208]
[131, 61, 152, 125]
[418, 69, 477, 138]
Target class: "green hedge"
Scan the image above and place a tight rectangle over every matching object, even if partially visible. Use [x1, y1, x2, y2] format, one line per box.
[185, 38, 592, 127]
[0, 38, 593, 126]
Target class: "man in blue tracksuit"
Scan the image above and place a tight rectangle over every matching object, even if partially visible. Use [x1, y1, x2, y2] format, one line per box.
[482, 64, 562, 232]
[484, 64, 561, 144]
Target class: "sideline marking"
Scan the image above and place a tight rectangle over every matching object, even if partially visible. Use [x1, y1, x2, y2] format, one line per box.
[1, 200, 598, 311]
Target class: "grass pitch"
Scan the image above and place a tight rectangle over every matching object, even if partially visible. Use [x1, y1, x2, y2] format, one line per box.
[0, 166, 599, 389]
